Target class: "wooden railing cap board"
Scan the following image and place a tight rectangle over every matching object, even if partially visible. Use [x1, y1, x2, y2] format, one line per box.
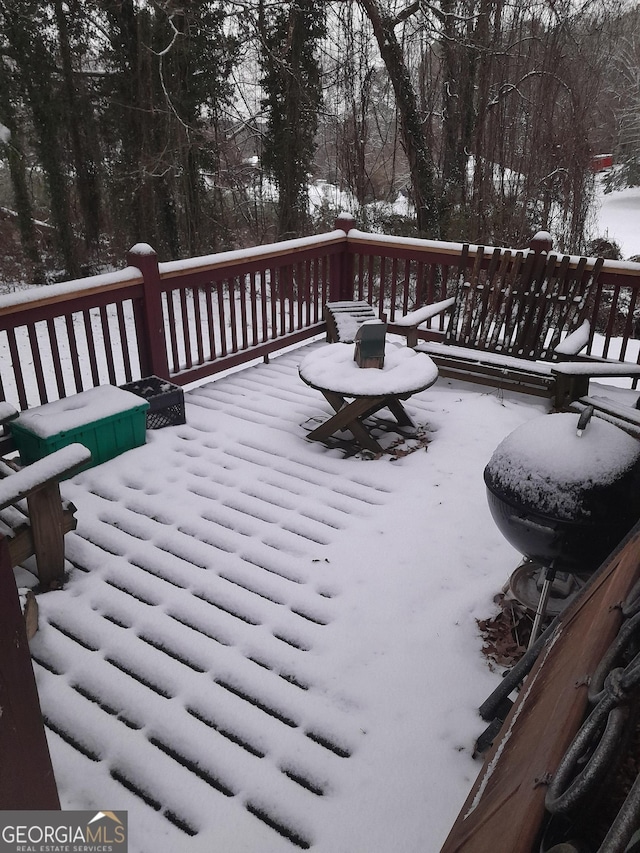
[158, 229, 347, 282]
[0, 267, 143, 317]
[347, 229, 640, 278]
[347, 228, 469, 257]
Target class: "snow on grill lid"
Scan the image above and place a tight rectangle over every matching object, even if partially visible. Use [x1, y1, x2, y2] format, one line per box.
[485, 413, 640, 521]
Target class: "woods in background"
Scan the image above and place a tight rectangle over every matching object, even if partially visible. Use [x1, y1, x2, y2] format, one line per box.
[0, 0, 636, 283]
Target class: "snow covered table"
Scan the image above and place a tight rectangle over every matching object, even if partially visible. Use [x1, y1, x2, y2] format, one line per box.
[299, 343, 439, 453]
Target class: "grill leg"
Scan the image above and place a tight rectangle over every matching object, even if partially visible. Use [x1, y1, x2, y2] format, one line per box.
[528, 563, 557, 649]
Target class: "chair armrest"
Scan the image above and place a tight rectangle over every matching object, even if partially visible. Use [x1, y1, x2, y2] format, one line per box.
[393, 297, 456, 328]
[553, 319, 590, 356]
[393, 297, 456, 347]
[552, 358, 640, 410]
[0, 443, 91, 511]
[551, 362, 640, 378]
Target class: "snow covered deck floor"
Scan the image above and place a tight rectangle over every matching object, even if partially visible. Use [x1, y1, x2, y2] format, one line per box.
[26, 341, 550, 853]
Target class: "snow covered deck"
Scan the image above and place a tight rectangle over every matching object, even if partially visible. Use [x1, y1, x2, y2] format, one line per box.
[25, 341, 550, 853]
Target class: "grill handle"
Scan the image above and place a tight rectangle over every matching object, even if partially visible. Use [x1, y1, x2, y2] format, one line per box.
[577, 404, 595, 436]
[510, 514, 559, 542]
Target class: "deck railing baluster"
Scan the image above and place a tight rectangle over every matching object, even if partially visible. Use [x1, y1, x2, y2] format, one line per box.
[83, 309, 100, 387]
[64, 315, 83, 394]
[216, 282, 227, 358]
[270, 268, 278, 340]
[116, 303, 134, 383]
[7, 329, 27, 409]
[204, 283, 216, 359]
[238, 275, 249, 351]
[99, 305, 116, 386]
[249, 272, 259, 347]
[28, 325, 48, 404]
[228, 277, 239, 353]
[192, 286, 205, 365]
[47, 318, 65, 398]
[402, 259, 411, 316]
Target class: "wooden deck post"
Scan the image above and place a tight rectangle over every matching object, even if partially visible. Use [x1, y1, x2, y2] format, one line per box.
[529, 230, 553, 254]
[329, 216, 356, 302]
[0, 536, 60, 808]
[127, 243, 171, 380]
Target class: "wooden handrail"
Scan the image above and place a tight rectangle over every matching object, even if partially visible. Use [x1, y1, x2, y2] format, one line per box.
[347, 228, 640, 280]
[158, 230, 347, 284]
[0, 267, 144, 318]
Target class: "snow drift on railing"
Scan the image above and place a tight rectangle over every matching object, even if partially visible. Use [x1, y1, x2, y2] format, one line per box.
[159, 230, 347, 278]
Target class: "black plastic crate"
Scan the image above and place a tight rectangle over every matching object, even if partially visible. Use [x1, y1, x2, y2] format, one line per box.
[120, 376, 186, 429]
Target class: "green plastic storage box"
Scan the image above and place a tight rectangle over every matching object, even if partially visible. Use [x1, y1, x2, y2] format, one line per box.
[10, 385, 149, 475]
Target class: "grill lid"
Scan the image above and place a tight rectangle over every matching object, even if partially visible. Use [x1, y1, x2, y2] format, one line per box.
[485, 412, 640, 522]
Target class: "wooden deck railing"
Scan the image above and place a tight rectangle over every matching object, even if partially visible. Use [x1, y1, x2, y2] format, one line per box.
[346, 228, 640, 361]
[1, 217, 640, 417]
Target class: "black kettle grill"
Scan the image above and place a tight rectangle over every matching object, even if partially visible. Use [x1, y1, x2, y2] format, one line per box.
[484, 407, 640, 644]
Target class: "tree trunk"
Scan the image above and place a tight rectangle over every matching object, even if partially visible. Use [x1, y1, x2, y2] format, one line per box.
[356, 0, 440, 238]
[0, 61, 45, 282]
[2, 8, 80, 278]
[53, 0, 102, 254]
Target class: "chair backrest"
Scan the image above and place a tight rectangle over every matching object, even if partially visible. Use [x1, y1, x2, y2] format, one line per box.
[325, 300, 379, 343]
[446, 245, 603, 361]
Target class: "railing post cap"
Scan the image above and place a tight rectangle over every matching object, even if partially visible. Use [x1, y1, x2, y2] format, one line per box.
[127, 243, 157, 261]
[529, 231, 553, 253]
[335, 213, 356, 233]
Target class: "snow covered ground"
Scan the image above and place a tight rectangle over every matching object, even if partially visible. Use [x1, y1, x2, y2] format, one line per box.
[27, 347, 548, 853]
[593, 178, 640, 260]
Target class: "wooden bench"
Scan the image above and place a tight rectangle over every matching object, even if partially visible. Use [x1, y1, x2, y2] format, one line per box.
[387, 245, 640, 408]
[391, 245, 601, 400]
[0, 403, 91, 589]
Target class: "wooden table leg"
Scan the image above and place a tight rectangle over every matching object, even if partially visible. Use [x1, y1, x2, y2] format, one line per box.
[322, 390, 348, 414]
[307, 394, 388, 453]
[385, 397, 415, 428]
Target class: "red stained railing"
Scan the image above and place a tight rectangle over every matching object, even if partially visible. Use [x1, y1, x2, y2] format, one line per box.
[0, 218, 639, 415]
[153, 229, 346, 386]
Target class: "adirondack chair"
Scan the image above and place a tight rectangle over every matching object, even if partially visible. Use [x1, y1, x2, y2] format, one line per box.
[393, 244, 640, 406]
[324, 300, 379, 343]
[0, 403, 90, 589]
[396, 243, 598, 354]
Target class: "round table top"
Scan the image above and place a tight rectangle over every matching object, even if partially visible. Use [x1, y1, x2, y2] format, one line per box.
[299, 342, 439, 398]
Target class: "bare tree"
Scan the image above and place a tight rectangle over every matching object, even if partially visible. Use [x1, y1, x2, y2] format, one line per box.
[354, 0, 441, 237]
